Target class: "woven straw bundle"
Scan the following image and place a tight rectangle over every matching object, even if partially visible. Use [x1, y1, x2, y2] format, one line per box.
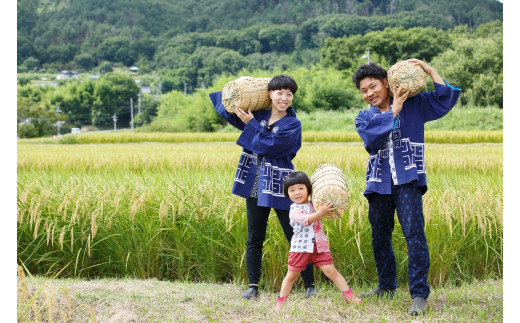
[310, 164, 349, 219]
[388, 60, 426, 98]
[222, 78, 272, 113]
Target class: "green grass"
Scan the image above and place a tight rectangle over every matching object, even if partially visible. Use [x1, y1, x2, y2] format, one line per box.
[16, 129, 503, 145]
[18, 273, 502, 322]
[17, 140, 502, 291]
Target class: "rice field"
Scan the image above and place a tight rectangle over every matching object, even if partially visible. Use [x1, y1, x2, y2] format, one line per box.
[17, 137, 502, 291]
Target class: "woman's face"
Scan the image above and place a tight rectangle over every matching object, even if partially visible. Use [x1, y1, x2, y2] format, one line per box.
[269, 88, 294, 112]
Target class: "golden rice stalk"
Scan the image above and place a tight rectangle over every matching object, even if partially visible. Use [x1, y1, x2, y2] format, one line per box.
[29, 197, 41, 229]
[17, 205, 25, 224]
[61, 288, 72, 321]
[19, 189, 30, 205]
[45, 220, 52, 246]
[57, 198, 69, 221]
[18, 265, 43, 323]
[33, 217, 42, 240]
[70, 202, 80, 226]
[91, 209, 98, 239]
[80, 304, 98, 323]
[59, 227, 66, 251]
[51, 223, 55, 247]
[70, 227, 74, 251]
[17, 265, 30, 304]
[159, 201, 169, 224]
[129, 194, 146, 222]
[87, 234, 91, 257]
[44, 282, 57, 323]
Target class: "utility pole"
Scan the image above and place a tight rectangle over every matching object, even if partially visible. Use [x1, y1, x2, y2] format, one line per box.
[55, 106, 64, 137]
[361, 48, 370, 64]
[130, 98, 134, 132]
[112, 113, 118, 132]
[184, 82, 187, 95]
[138, 92, 142, 115]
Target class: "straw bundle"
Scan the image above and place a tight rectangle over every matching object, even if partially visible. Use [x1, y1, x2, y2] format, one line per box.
[310, 164, 349, 219]
[388, 60, 426, 98]
[222, 78, 272, 113]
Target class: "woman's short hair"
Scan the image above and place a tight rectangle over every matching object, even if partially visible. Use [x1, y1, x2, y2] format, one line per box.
[283, 171, 312, 199]
[268, 74, 298, 94]
[352, 63, 388, 89]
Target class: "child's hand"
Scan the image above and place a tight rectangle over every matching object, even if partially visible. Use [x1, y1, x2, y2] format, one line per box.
[318, 201, 336, 216]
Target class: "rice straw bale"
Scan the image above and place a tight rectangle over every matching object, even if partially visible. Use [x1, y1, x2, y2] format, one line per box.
[388, 60, 426, 98]
[222, 77, 272, 113]
[310, 164, 349, 219]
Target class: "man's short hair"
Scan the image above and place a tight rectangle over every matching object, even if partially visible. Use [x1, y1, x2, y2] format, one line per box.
[352, 63, 388, 89]
[268, 74, 298, 94]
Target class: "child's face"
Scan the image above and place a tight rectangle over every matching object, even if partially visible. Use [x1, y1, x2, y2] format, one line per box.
[287, 184, 309, 204]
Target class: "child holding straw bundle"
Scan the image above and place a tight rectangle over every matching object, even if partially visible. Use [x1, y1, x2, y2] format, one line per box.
[274, 171, 362, 310]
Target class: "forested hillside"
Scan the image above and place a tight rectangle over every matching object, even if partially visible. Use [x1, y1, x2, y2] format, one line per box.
[17, 0, 503, 137]
[18, 0, 502, 85]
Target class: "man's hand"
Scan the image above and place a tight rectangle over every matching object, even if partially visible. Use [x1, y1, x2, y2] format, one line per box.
[408, 58, 444, 85]
[392, 85, 409, 118]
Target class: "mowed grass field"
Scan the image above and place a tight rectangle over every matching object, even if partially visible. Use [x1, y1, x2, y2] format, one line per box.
[17, 132, 503, 321]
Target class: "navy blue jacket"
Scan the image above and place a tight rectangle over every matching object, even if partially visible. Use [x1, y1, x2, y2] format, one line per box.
[355, 82, 461, 196]
[210, 91, 301, 210]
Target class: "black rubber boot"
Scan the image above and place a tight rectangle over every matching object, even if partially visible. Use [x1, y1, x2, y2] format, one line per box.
[305, 286, 318, 298]
[241, 287, 258, 299]
[360, 287, 397, 299]
[408, 297, 428, 316]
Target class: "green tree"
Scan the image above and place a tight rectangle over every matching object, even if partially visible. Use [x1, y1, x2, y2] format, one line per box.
[74, 53, 97, 71]
[258, 24, 298, 53]
[431, 23, 502, 107]
[92, 73, 140, 127]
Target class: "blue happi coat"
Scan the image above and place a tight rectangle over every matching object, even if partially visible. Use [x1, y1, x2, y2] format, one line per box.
[209, 91, 301, 210]
[355, 82, 461, 196]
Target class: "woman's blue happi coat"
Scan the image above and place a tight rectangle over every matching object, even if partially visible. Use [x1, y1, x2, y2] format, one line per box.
[210, 91, 301, 210]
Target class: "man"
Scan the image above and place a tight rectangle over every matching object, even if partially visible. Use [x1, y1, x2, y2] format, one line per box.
[352, 59, 460, 315]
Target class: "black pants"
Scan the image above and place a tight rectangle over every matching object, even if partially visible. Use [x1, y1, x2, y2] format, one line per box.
[367, 183, 430, 298]
[245, 198, 315, 288]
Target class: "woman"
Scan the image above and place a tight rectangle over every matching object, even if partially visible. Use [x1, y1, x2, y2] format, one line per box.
[209, 75, 316, 299]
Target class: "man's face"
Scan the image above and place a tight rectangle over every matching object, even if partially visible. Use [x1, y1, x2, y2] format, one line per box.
[359, 77, 390, 108]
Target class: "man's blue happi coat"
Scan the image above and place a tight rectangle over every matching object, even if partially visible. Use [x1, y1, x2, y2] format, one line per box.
[210, 91, 301, 210]
[355, 82, 461, 196]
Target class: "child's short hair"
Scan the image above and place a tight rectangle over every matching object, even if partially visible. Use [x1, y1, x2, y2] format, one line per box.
[268, 74, 298, 94]
[352, 63, 388, 89]
[283, 171, 312, 199]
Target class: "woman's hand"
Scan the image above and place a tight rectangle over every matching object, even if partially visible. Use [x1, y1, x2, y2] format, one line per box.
[234, 107, 254, 124]
[392, 85, 409, 118]
[237, 76, 254, 82]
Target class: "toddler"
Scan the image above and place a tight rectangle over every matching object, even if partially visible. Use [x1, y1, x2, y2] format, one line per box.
[275, 171, 362, 310]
